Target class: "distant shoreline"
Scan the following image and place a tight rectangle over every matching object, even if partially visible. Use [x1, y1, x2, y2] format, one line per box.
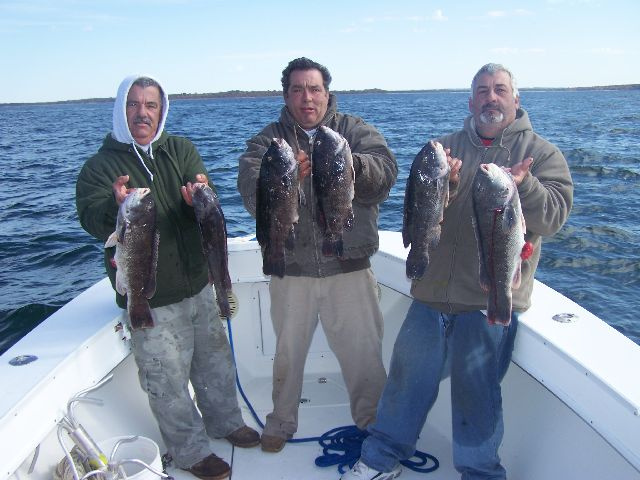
[2, 84, 639, 107]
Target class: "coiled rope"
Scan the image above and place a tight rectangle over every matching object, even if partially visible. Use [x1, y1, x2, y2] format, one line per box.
[226, 318, 439, 475]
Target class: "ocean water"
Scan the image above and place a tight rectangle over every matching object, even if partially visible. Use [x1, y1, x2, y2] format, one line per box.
[0, 90, 638, 354]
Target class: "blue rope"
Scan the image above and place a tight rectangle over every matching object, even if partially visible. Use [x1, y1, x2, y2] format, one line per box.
[226, 318, 439, 475]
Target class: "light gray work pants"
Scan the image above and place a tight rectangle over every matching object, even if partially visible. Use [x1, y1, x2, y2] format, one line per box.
[263, 268, 387, 439]
[128, 285, 244, 468]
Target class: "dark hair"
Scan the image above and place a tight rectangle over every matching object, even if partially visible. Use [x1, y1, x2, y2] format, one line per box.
[281, 57, 332, 94]
[132, 76, 165, 105]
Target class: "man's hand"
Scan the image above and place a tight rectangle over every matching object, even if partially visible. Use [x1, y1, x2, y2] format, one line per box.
[508, 157, 533, 185]
[445, 148, 462, 186]
[297, 150, 311, 179]
[181, 173, 208, 206]
[113, 175, 133, 205]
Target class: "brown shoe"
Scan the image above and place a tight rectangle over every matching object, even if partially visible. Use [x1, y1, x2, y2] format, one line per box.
[225, 425, 260, 448]
[260, 434, 287, 453]
[183, 454, 230, 480]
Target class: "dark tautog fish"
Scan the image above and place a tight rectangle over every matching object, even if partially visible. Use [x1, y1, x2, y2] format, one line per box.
[256, 138, 299, 278]
[402, 140, 450, 279]
[105, 188, 159, 330]
[312, 125, 355, 257]
[191, 183, 232, 317]
[472, 163, 531, 326]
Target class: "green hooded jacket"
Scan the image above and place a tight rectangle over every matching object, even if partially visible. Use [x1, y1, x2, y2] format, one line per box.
[76, 75, 212, 310]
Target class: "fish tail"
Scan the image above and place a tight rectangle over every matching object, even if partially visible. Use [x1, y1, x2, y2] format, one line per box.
[262, 248, 286, 278]
[215, 287, 232, 318]
[406, 247, 427, 280]
[322, 236, 344, 257]
[486, 295, 512, 326]
[128, 299, 155, 330]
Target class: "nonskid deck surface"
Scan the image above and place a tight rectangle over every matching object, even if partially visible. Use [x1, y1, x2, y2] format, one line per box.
[163, 374, 456, 480]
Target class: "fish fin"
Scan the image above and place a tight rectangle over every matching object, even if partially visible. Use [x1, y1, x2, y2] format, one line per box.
[145, 230, 160, 298]
[401, 229, 411, 249]
[255, 183, 268, 246]
[115, 275, 127, 296]
[502, 203, 519, 231]
[298, 186, 306, 206]
[315, 203, 327, 230]
[344, 211, 354, 231]
[402, 159, 417, 248]
[128, 299, 155, 330]
[285, 225, 296, 250]
[512, 264, 522, 289]
[443, 181, 450, 209]
[104, 231, 118, 248]
[471, 213, 490, 291]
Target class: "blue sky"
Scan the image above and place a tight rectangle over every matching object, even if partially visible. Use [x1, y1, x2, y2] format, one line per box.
[1, 0, 638, 103]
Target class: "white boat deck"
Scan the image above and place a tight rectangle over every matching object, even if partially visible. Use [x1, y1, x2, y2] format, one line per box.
[2, 232, 639, 480]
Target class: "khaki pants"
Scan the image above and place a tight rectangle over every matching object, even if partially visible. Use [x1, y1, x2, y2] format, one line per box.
[263, 268, 387, 438]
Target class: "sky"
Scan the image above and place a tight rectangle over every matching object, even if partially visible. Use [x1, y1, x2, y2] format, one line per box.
[1, 0, 638, 104]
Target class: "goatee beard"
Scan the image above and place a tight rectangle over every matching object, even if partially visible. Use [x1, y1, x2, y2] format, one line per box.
[479, 111, 504, 124]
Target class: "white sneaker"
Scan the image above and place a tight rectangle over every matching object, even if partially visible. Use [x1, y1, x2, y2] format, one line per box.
[340, 459, 402, 480]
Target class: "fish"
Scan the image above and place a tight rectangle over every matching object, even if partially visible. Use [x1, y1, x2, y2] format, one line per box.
[191, 183, 233, 318]
[312, 125, 355, 257]
[471, 163, 532, 326]
[402, 140, 450, 279]
[105, 188, 159, 330]
[256, 138, 300, 278]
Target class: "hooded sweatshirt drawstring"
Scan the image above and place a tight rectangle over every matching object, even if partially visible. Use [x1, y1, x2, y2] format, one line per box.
[111, 74, 170, 182]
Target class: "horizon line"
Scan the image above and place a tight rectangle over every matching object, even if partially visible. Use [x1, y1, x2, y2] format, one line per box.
[2, 84, 639, 107]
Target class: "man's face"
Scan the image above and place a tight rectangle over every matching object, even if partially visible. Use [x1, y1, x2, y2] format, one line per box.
[284, 69, 329, 130]
[126, 84, 162, 145]
[469, 71, 519, 137]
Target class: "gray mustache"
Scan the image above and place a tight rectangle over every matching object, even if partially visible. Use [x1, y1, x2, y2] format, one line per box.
[134, 117, 152, 126]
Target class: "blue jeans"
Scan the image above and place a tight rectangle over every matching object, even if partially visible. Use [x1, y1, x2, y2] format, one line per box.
[360, 300, 518, 480]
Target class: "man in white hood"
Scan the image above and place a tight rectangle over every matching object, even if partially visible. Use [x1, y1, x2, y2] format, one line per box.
[77, 75, 259, 480]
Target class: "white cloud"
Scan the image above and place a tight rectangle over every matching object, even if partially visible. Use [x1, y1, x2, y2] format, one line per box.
[590, 47, 624, 55]
[431, 9, 447, 22]
[484, 9, 533, 19]
[491, 47, 519, 54]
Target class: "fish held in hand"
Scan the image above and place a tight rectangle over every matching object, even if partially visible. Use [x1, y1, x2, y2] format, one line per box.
[472, 163, 532, 326]
[105, 188, 159, 330]
[402, 140, 450, 279]
[191, 183, 233, 317]
[312, 126, 355, 257]
[256, 138, 300, 278]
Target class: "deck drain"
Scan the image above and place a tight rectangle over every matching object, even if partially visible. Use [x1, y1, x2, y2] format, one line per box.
[9, 354, 38, 366]
[552, 313, 578, 323]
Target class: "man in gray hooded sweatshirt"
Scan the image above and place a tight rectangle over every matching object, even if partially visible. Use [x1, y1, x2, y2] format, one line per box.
[76, 75, 258, 480]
